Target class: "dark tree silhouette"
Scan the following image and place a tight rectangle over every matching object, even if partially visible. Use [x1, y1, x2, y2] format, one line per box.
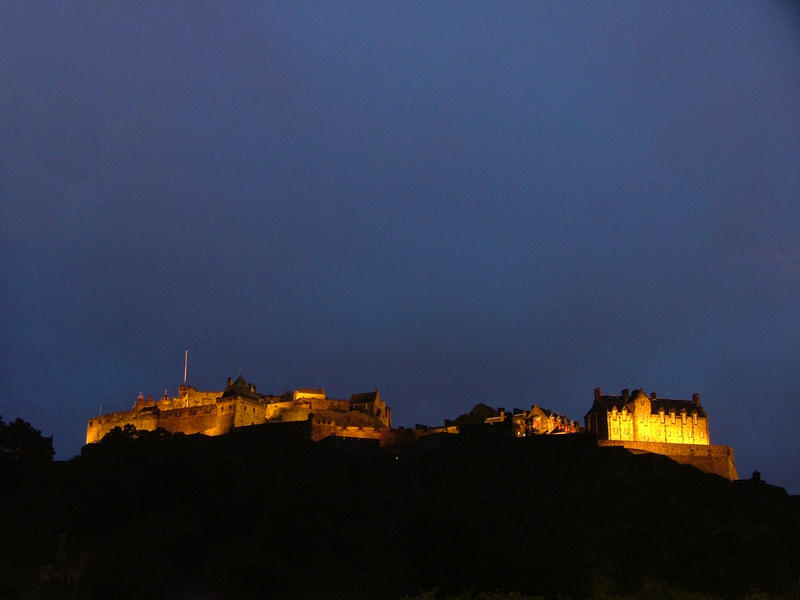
[0, 415, 54, 492]
[0, 415, 54, 464]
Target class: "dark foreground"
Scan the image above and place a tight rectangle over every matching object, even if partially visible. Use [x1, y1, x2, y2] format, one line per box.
[2, 422, 799, 599]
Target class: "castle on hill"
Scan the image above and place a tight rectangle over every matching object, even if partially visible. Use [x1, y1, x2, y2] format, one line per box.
[584, 388, 737, 480]
[86, 375, 391, 445]
[86, 379, 738, 480]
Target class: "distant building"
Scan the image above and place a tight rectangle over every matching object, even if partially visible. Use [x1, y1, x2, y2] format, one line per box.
[585, 388, 737, 480]
[486, 405, 579, 436]
[86, 375, 391, 445]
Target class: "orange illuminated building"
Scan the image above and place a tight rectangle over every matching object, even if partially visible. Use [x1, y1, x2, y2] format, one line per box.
[86, 375, 391, 445]
[585, 388, 737, 480]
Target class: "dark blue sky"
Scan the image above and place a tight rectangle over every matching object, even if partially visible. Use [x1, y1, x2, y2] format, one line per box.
[2, 2, 799, 492]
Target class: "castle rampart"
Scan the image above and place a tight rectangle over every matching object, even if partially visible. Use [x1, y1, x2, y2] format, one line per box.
[309, 419, 387, 443]
[86, 377, 391, 446]
[597, 439, 738, 480]
[264, 400, 312, 422]
[86, 410, 160, 444]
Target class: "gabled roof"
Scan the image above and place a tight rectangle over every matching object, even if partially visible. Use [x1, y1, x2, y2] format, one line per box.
[649, 397, 706, 417]
[588, 389, 706, 418]
[530, 404, 565, 418]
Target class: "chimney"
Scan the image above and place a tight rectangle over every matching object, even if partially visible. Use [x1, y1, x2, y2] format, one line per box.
[594, 387, 602, 402]
[692, 393, 700, 403]
[650, 392, 657, 400]
[622, 389, 629, 402]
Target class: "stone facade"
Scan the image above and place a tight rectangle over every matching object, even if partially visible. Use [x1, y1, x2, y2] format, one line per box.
[584, 388, 737, 479]
[585, 388, 710, 445]
[86, 376, 391, 445]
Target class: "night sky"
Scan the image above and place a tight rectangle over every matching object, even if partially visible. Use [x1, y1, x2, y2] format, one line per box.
[2, 3, 799, 493]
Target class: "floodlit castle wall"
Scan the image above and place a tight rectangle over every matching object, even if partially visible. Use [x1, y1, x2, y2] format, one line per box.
[605, 408, 709, 445]
[175, 386, 222, 408]
[598, 439, 737, 480]
[602, 391, 710, 445]
[265, 401, 311, 422]
[86, 410, 160, 444]
[310, 422, 386, 442]
[233, 399, 267, 428]
[157, 404, 234, 437]
[310, 397, 351, 413]
[86, 402, 238, 443]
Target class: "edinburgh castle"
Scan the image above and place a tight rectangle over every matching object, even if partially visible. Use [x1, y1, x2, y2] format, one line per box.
[86, 378, 737, 480]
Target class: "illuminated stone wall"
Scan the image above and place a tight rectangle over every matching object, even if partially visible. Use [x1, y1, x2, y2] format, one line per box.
[86, 381, 392, 445]
[310, 397, 351, 413]
[86, 410, 161, 444]
[588, 389, 710, 445]
[293, 389, 326, 401]
[155, 403, 234, 437]
[175, 386, 222, 408]
[605, 395, 709, 444]
[585, 388, 736, 479]
[86, 386, 226, 443]
[264, 400, 312, 422]
[310, 420, 386, 442]
[233, 398, 267, 428]
[598, 439, 738, 480]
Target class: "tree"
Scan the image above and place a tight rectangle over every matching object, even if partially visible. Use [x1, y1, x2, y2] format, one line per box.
[0, 415, 54, 465]
[0, 415, 54, 491]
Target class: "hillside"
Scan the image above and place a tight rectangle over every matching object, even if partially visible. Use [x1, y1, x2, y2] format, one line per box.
[2, 423, 799, 599]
